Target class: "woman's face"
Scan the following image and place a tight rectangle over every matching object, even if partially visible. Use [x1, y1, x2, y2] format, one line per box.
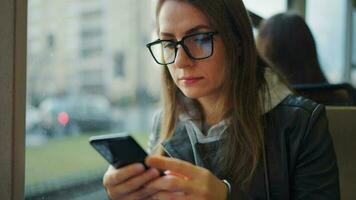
[159, 0, 227, 104]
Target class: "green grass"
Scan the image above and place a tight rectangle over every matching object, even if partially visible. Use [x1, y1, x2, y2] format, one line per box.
[25, 132, 150, 196]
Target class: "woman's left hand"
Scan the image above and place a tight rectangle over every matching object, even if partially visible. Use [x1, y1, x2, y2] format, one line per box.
[143, 155, 228, 200]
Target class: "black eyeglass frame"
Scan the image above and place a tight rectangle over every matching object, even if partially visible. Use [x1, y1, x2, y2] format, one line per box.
[146, 31, 218, 65]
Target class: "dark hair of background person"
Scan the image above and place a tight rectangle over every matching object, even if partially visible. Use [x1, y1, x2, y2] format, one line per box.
[153, 0, 270, 188]
[256, 12, 328, 84]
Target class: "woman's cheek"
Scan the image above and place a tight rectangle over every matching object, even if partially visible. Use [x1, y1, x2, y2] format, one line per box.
[170, 70, 180, 86]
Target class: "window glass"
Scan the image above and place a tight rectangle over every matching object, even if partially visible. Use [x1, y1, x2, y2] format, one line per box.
[243, 0, 287, 19]
[352, 9, 356, 86]
[245, 0, 354, 86]
[26, 0, 159, 199]
[306, 0, 350, 83]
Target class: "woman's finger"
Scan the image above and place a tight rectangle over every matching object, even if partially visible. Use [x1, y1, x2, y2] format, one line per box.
[144, 174, 195, 194]
[112, 187, 158, 200]
[106, 168, 160, 200]
[111, 168, 160, 195]
[150, 191, 186, 200]
[103, 163, 145, 187]
[145, 156, 201, 179]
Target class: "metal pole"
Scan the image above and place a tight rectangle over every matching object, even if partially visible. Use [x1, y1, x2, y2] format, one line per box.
[287, 0, 306, 17]
[344, 0, 353, 82]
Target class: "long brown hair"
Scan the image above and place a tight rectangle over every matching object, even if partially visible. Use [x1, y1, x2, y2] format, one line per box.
[256, 12, 328, 84]
[154, 0, 268, 188]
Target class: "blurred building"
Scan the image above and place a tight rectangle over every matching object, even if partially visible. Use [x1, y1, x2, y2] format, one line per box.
[27, 0, 161, 105]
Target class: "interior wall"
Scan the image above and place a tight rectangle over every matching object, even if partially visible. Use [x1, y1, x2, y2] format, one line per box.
[0, 0, 27, 199]
[0, 0, 14, 198]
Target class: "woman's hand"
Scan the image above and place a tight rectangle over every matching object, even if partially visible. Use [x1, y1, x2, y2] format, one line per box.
[102, 163, 161, 200]
[144, 156, 228, 200]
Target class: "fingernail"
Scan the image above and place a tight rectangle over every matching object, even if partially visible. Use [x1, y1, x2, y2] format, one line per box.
[133, 163, 145, 171]
[144, 157, 151, 166]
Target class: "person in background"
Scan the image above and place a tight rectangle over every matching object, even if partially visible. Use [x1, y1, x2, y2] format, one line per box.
[256, 12, 328, 85]
[103, 1, 340, 199]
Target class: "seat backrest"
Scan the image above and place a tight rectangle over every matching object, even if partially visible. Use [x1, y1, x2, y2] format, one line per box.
[294, 83, 356, 106]
[326, 106, 356, 200]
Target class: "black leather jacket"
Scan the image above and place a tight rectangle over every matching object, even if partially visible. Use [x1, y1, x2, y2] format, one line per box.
[149, 95, 340, 199]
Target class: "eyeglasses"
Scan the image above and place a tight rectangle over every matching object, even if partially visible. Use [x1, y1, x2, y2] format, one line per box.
[146, 31, 218, 65]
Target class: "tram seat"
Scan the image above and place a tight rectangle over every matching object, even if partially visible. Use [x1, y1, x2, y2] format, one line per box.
[293, 83, 356, 106]
[326, 106, 356, 200]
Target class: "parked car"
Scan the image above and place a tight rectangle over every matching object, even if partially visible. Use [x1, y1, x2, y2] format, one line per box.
[38, 95, 117, 137]
[26, 104, 43, 135]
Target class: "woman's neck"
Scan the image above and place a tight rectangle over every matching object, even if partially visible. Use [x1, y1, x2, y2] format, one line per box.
[198, 97, 224, 125]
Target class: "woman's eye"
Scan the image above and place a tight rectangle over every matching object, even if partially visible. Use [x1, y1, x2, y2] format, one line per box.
[194, 35, 210, 44]
[163, 42, 176, 49]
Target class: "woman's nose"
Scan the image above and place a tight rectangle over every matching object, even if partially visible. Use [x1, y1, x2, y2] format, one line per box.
[174, 46, 194, 68]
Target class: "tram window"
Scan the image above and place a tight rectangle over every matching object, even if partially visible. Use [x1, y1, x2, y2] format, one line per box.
[246, 0, 355, 86]
[25, 0, 160, 199]
[352, 8, 356, 86]
[243, 0, 287, 19]
[306, 0, 352, 83]
[22, 0, 356, 199]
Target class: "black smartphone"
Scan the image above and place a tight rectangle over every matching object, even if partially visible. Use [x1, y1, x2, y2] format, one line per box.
[89, 133, 148, 169]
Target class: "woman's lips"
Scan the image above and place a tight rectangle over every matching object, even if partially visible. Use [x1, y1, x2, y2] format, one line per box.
[179, 77, 203, 85]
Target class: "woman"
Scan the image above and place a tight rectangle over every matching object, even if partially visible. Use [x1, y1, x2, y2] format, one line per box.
[256, 12, 328, 84]
[103, 0, 339, 199]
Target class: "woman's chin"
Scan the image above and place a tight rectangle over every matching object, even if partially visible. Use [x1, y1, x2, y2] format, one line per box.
[180, 91, 202, 99]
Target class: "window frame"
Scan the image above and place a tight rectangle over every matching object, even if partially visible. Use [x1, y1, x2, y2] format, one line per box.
[0, 0, 353, 199]
[0, 0, 27, 199]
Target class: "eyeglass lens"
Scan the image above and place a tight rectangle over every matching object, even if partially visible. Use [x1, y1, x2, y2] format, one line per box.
[149, 33, 213, 65]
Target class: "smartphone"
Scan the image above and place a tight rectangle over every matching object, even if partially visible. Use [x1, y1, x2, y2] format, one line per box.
[89, 133, 148, 169]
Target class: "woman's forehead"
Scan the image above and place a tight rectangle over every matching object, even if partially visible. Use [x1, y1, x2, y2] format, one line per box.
[158, 0, 211, 36]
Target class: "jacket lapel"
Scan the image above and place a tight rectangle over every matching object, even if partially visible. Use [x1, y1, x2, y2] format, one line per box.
[161, 124, 196, 164]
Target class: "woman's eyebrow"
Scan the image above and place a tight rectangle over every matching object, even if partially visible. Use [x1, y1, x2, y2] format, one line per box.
[160, 32, 175, 38]
[160, 24, 212, 38]
[185, 25, 211, 34]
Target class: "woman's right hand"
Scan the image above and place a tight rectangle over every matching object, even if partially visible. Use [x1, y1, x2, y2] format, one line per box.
[103, 163, 161, 200]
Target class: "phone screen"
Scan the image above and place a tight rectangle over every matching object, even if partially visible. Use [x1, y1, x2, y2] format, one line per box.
[89, 133, 147, 168]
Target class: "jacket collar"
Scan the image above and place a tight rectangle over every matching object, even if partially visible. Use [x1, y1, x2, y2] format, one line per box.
[264, 68, 292, 113]
[162, 68, 292, 158]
